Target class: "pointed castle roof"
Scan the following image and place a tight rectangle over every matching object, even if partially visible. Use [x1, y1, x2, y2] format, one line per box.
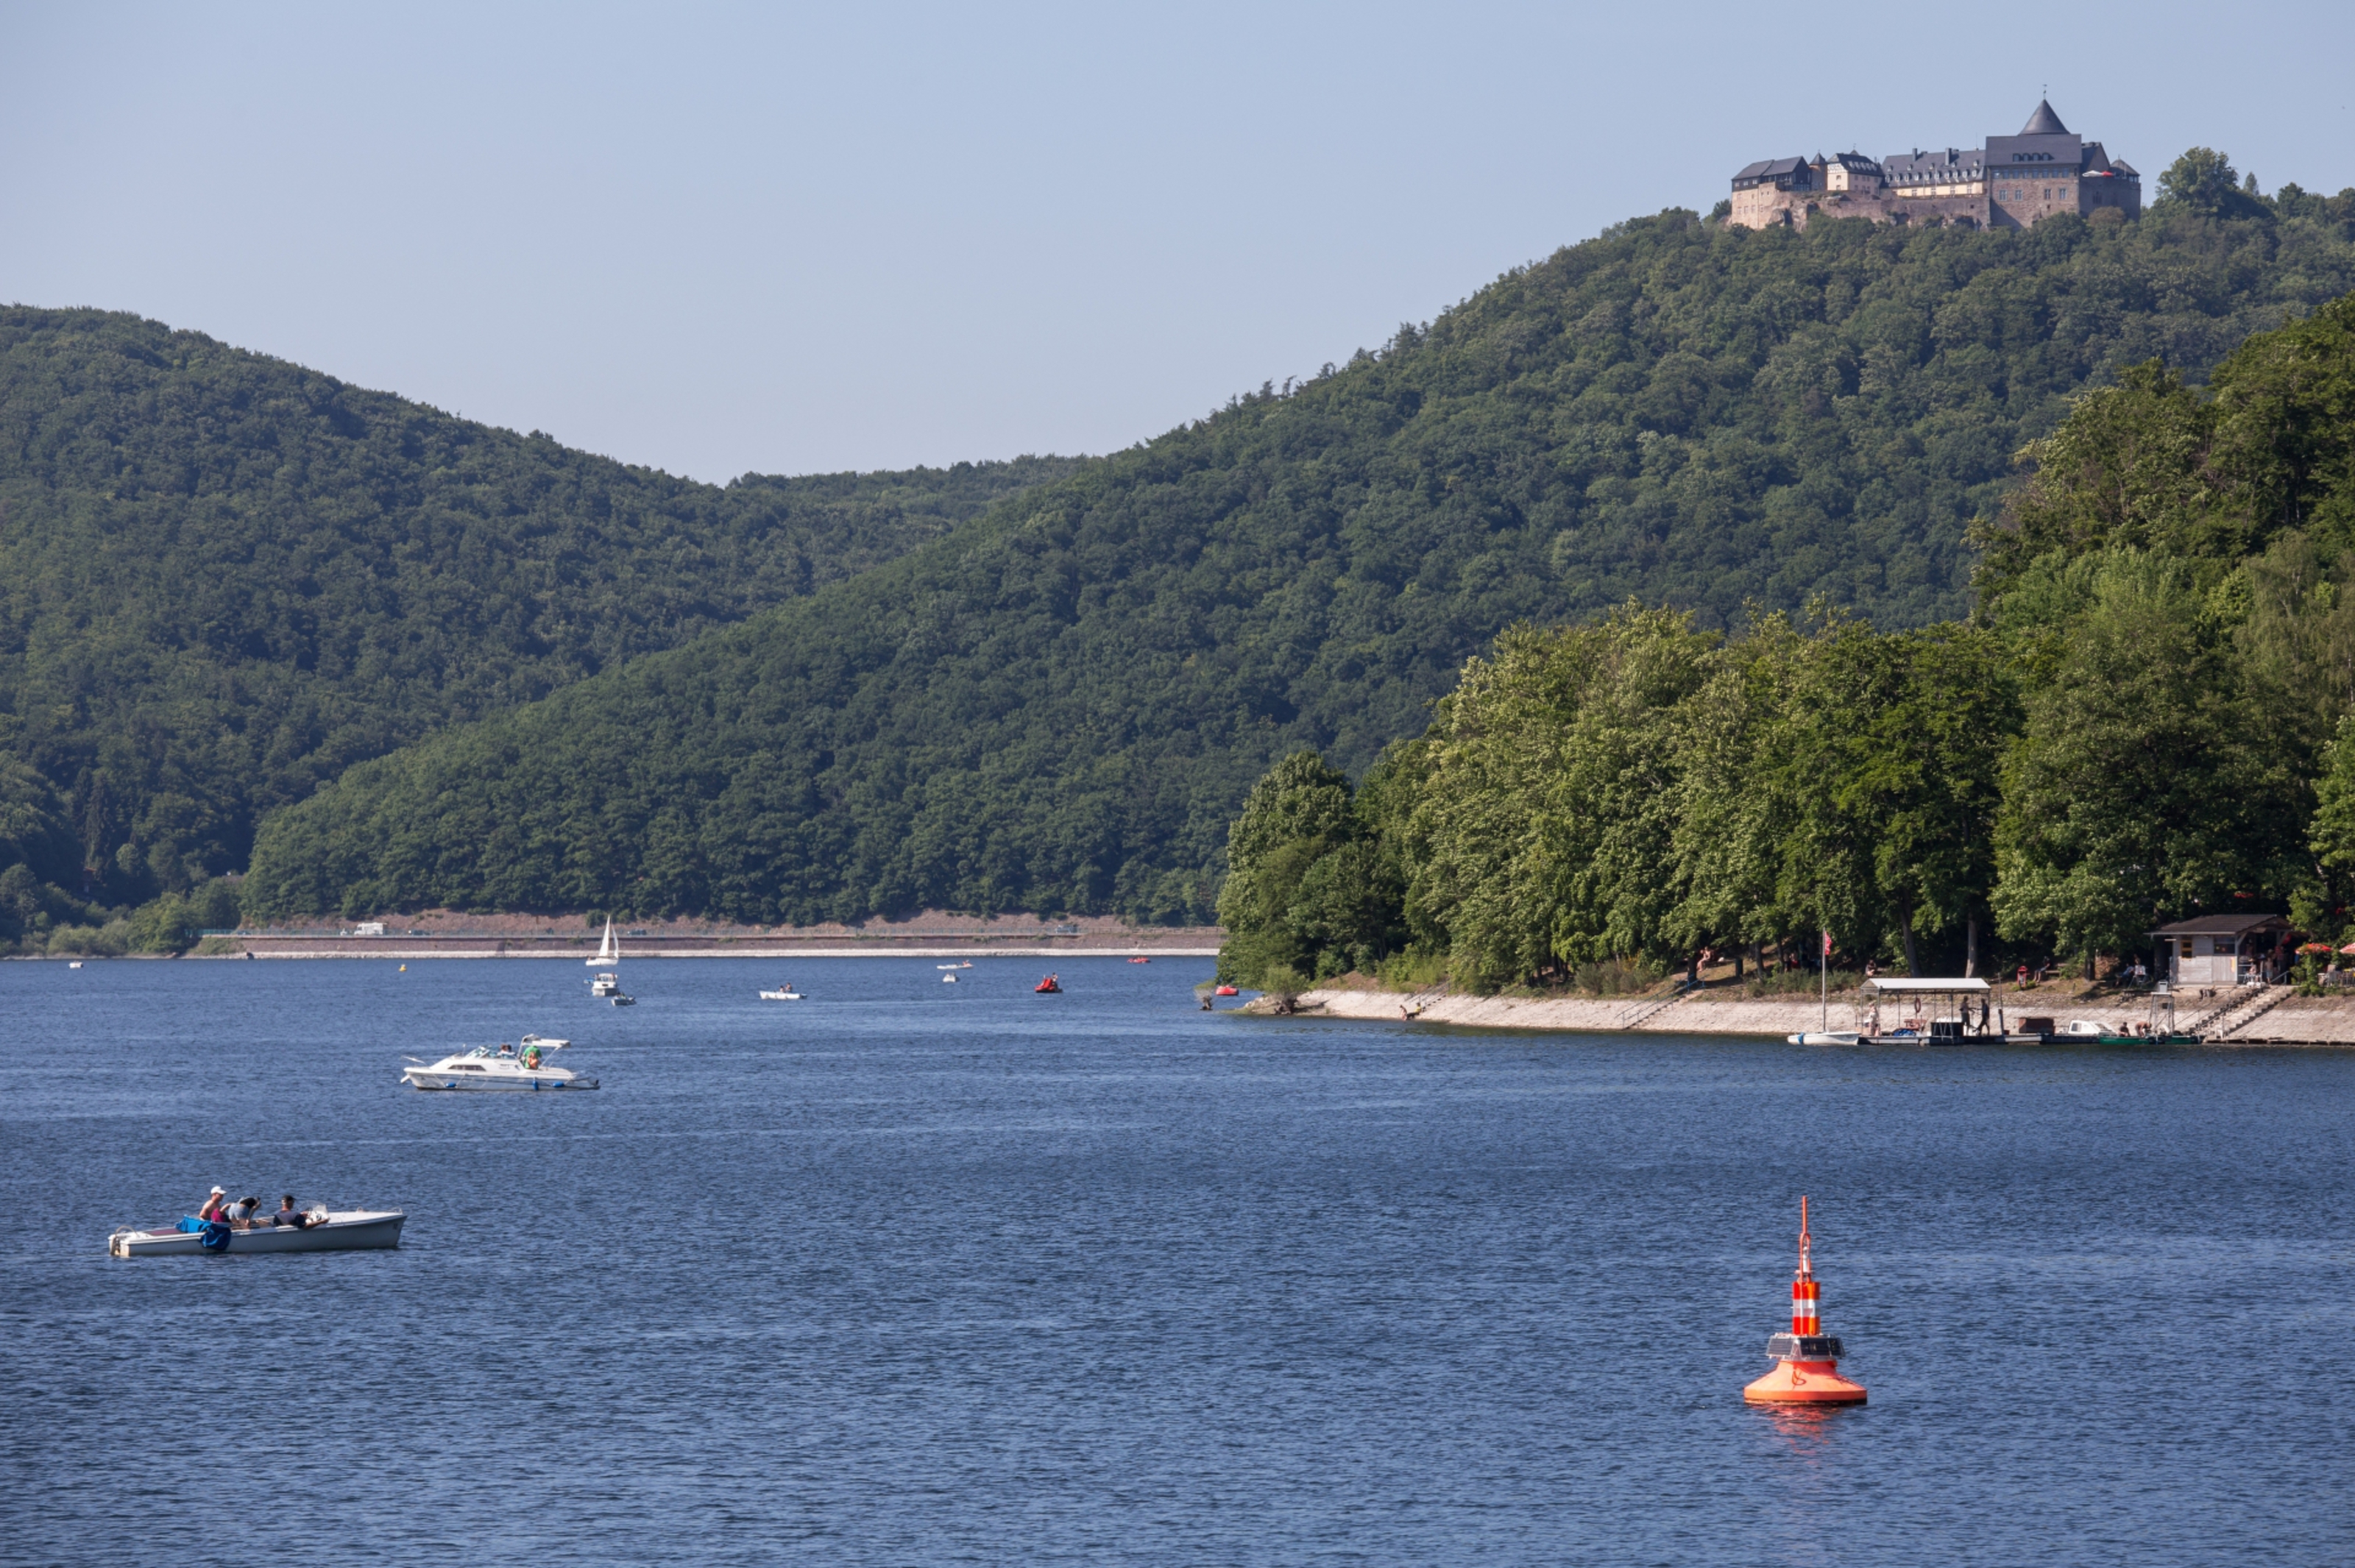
[2019, 99, 2068, 135]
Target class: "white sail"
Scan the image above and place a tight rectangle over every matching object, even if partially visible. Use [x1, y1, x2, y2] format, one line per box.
[587, 918, 620, 967]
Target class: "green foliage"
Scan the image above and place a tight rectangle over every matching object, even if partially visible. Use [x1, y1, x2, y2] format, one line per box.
[2157, 149, 2273, 221]
[1214, 751, 1403, 984]
[0, 305, 1072, 917]
[1980, 294, 2355, 600]
[247, 194, 2355, 925]
[1242, 285, 2355, 991]
[1402, 606, 1717, 989]
[1990, 552, 2307, 960]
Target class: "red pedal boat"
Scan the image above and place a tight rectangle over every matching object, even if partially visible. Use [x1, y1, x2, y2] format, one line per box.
[1035, 974, 1062, 993]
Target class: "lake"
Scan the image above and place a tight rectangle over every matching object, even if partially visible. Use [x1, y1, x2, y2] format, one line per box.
[7, 957, 2350, 1564]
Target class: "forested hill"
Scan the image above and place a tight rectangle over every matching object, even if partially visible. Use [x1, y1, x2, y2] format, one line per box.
[0, 304, 1074, 910]
[244, 176, 2355, 929]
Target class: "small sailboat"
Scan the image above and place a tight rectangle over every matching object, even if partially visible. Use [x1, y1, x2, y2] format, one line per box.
[1034, 974, 1062, 994]
[587, 919, 633, 1005]
[758, 983, 803, 1000]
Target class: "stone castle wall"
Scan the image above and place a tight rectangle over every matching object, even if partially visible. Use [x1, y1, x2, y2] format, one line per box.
[1737, 188, 1992, 233]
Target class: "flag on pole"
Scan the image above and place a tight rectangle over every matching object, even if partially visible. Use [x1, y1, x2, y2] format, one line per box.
[1821, 930, 1833, 957]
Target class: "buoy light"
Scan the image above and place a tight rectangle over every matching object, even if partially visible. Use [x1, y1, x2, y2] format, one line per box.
[1742, 1196, 1868, 1406]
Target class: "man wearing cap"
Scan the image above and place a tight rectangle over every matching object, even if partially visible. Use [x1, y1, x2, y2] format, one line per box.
[199, 1186, 230, 1223]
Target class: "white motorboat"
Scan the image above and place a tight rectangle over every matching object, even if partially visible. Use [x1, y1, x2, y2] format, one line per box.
[935, 961, 973, 970]
[110, 1210, 405, 1257]
[402, 1035, 598, 1090]
[1787, 1029, 1862, 1046]
[758, 985, 803, 1000]
[942, 973, 957, 983]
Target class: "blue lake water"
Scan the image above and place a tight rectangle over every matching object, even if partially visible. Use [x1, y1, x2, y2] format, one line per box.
[6, 957, 2352, 1565]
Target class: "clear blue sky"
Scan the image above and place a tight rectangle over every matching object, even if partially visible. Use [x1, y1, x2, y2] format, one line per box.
[3, 1, 2348, 482]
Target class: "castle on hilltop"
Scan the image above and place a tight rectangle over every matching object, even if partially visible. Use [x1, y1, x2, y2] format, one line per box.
[1727, 100, 2140, 233]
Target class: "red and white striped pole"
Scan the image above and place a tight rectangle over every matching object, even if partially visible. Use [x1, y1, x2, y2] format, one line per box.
[1791, 1194, 1821, 1335]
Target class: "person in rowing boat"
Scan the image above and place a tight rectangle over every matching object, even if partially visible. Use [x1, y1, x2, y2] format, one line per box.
[199, 1186, 230, 1223]
[266, 1194, 316, 1229]
[227, 1195, 265, 1227]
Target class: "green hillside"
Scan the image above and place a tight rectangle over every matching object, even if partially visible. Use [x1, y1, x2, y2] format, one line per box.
[0, 305, 1072, 918]
[243, 169, 2355, 929]
[1214, 285, 2355, 990]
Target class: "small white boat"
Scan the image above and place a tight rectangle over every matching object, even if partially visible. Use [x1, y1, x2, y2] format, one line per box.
[942, 973, 957, 984]
[402, 1036, 598, 1090]
[935, 961, 973, 970]
[68, 960, 83, 969]
[758, 986, 803, 1000]
[1788, 1030, 1862, 1046]
[110, 1210, 406, 1257]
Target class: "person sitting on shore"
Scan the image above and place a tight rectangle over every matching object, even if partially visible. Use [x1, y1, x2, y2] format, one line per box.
[268, 1195, 314, 1229]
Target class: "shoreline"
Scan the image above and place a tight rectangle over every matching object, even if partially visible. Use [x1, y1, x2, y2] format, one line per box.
[1269, 982, 2355, 1046]
[194, 944, 1217, 960]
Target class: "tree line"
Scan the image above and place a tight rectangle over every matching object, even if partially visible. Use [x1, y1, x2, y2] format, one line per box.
[10, 149, 2355, 950]
[1219, 283, 2355, 990]
[224, 150, 2355, 938]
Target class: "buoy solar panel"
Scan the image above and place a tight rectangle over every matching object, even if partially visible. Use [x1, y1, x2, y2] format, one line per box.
[1743, 1196, 1867, 1407]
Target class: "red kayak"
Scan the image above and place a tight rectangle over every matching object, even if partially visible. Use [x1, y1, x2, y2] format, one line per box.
[1035, 975, 1062, 993]
[1214, 985, 1238, 997]
[1127, 956, 1151, 964]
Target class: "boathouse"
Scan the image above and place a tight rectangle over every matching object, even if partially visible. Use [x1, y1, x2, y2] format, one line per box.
[2148, 914, 2291, 987]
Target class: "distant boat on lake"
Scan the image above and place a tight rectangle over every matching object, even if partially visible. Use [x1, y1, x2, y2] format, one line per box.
[587, 918, 633, 1004]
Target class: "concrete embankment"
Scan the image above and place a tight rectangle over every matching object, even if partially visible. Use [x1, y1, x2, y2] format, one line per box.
[1274, 983, 2355, 1045]
[198, 912, 1222, 959]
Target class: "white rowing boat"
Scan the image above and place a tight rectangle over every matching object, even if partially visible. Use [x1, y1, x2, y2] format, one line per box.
[758, 987, 803, 1000]
[109, 1210, 406, 1257]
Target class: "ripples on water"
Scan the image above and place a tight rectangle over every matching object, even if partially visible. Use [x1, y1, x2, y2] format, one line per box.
[7, 958, 2351, 1564]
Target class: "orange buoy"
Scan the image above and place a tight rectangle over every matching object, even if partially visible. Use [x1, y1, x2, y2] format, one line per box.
[1742, 1196, 1867, 1406]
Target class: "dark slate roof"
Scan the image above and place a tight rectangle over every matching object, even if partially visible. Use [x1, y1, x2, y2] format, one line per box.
[1885, 146, 1984, 181]
[2019, 99, 2069, 135]
[1987, 130, 2084, 168]
[2150, 913, 2291, 936]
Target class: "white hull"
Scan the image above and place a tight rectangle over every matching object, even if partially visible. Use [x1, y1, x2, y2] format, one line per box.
[757, 990, 802, 1000]
[403, 1040, 595, 1090]
[403, 1066, 598, 1090]
[110, 1210, 405, 1257]
[1788, 1030, 1862, 1046]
